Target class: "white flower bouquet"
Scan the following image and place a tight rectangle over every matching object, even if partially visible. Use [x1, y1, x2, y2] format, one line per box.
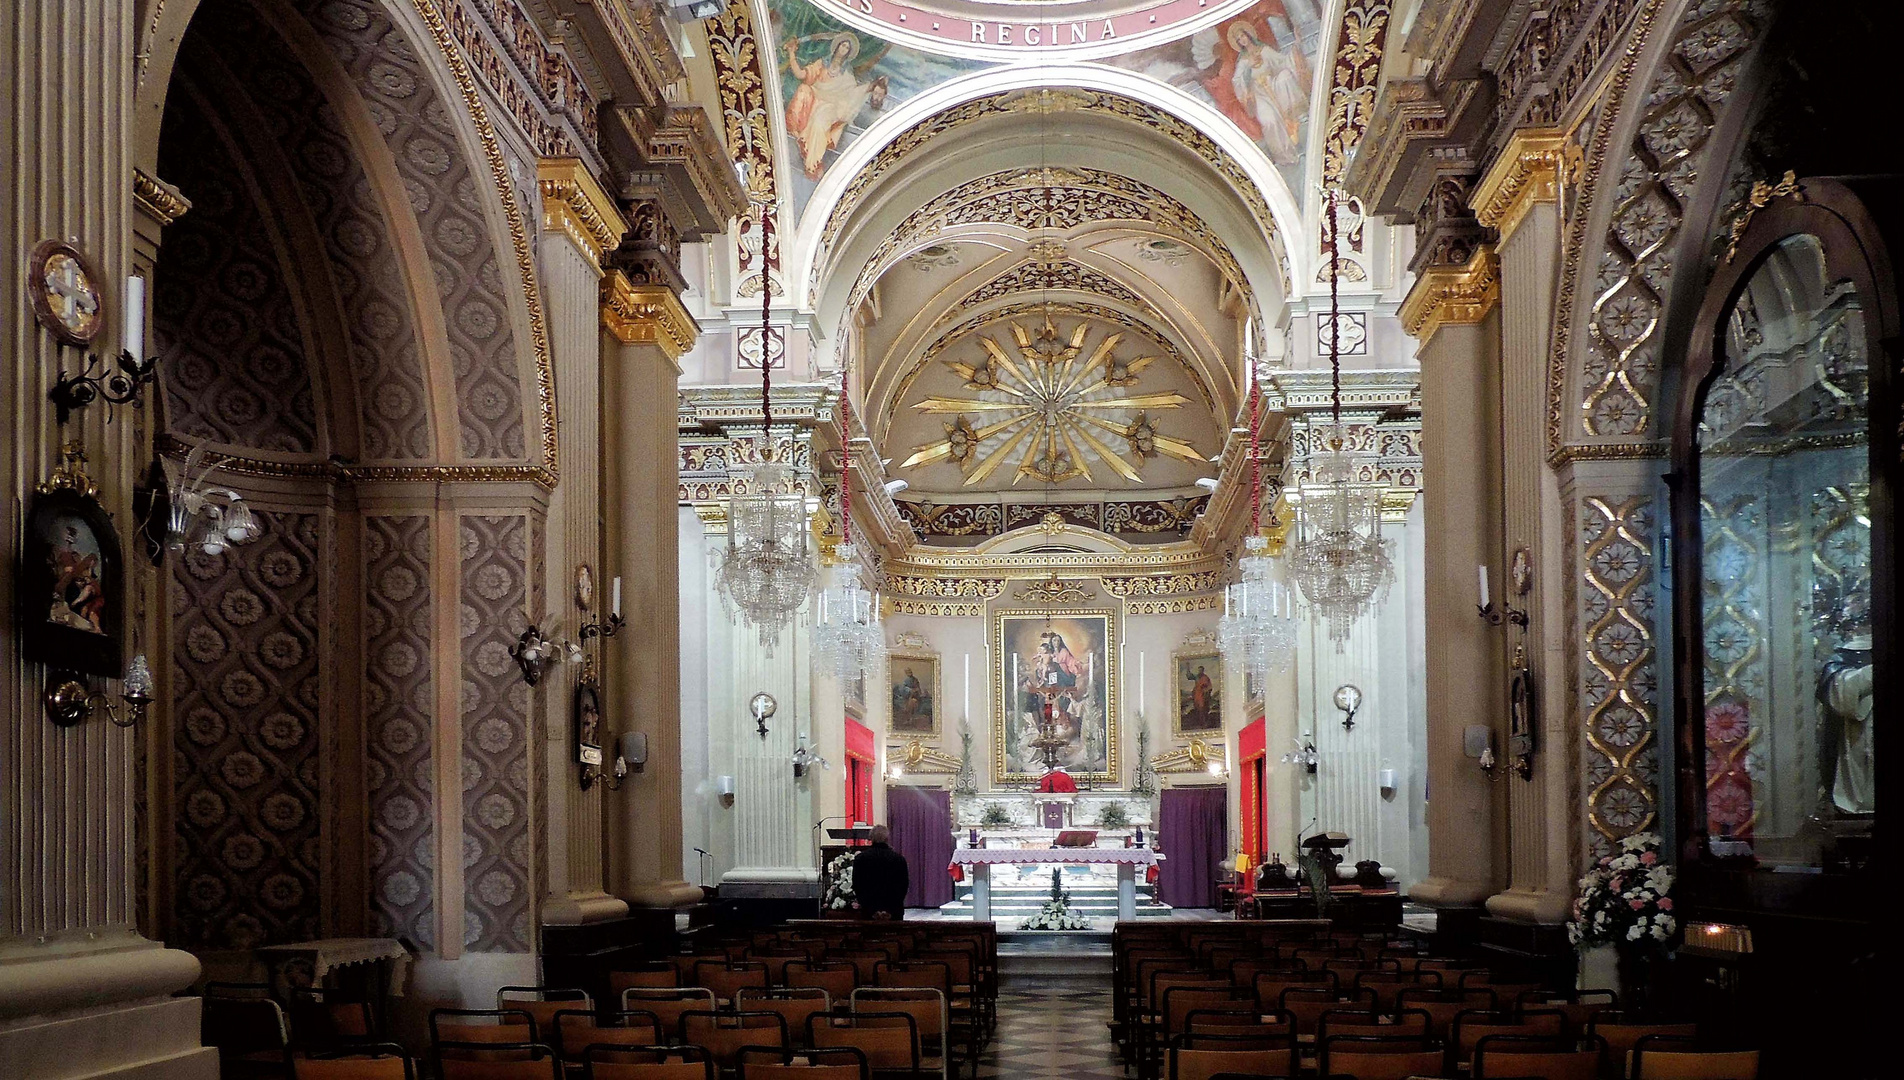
[1568, 832, 1677, 950]
[823, 850, 858, 911]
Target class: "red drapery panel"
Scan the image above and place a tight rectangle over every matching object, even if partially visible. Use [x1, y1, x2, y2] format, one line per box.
[887, 786, 954, 909]
[1159, 786, 1228, 910]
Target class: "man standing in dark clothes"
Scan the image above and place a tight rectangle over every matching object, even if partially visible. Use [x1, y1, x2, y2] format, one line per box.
[854, 824, 910, 920]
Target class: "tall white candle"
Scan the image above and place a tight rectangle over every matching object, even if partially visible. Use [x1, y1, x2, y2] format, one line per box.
[125, 275, 145, 359]
[612, 576, 622, 617]
[963, 653, 970, 719]
[1477, 564, 1490, 609]
[1139, 651, 1146, 714]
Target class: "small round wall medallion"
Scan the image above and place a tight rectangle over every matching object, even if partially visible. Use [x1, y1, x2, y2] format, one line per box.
[1333, 684, 1363, 731]
[28, 239, 104, 346]
[1510, 548, 1533, 595]
[575, 563, 595, 610]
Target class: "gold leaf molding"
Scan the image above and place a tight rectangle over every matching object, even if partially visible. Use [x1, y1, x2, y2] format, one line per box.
[1399, 247, 1500, 343]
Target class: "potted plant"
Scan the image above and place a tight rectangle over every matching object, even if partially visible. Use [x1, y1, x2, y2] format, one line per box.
[978, 802, 1015, 829]
[1021, 868, 1091, 931]
[1568, 832, 1676, 1013]
[1095, 801, 1131, 830]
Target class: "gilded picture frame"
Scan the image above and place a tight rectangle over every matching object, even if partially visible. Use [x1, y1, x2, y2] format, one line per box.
[887, 650, 941, 738]
[993, 608, 1118, 784]
[1172, 648, 1224, 737]
[20, 481, 124, 678]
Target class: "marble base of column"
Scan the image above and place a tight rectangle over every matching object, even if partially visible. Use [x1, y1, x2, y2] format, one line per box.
[1484, 886, 1572, 924]
[0, 935, 214, 1079]
[1409, 876, 1496, 907]
[624, 881, 705, 909]
[541, 891, 633, 926]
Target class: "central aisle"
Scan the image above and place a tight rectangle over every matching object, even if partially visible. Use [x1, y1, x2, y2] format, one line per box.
[974, 980, 1122, 1080]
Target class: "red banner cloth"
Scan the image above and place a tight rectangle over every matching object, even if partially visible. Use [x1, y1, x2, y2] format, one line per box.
[1037, 771, 1078, 793]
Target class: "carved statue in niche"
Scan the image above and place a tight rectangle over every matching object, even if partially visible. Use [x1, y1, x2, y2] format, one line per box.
[1818, 588, 1875, 815]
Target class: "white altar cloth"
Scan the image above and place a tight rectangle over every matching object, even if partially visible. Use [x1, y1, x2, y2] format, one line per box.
[950, 847, 1162, 922]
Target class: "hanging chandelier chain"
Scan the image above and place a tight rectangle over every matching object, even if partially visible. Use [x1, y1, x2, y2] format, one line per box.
[761, 201, 774, 448]
[1328, 187, 1343, 437]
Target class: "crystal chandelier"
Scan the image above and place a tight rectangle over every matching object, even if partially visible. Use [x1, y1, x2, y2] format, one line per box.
[1218, 367, 1297, 678]
[810, 366, 887, 680]
[715, 197, 815, 654]
[1289, 189, 1394, 648]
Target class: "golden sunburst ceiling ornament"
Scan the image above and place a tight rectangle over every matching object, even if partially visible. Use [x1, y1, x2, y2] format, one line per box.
[900, 317, 1202, 486]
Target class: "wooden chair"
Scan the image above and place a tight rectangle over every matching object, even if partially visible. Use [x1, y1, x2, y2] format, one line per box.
[680, 1010, 787, 1070]
[736, 1046, 871, 1080]
[1632, 1037, 1758, 1080]
[1181, 1010, 1292, 1049]
[1472, 1035, 1603, 1080]
[1166, 1033, 1299, 1080]
[429, 1009, 537, 1063]
[693, 961, 771, 1005]
[853, 989, 949, 1080]
[581, 1044, 715, 1080]
[554, 1010, 663, 1064]
[669, 954, 729, 985]
[1449, 1009, 1566, 1073]
[787, 961, 858, 1003]
[291, 1044, 413, 1080]
[1589, 1020, 1699, 1079]
[496, 988, 591, 1042]
[738, 989, 832, 1049]
[610, 965, 679, 995]
[807, 1012, 922, 1078]
[1317, 1035, 1449, 1080]
[435, 1043, 561, 1079]
[288, 988, 376, 1051]
[1281, 986, 1375, 1041]
[204, 995, 294, 1079]
[621, 988, 715, 1042]
[1316, 1008, 1431, 1044]
[1517, 989, 1618, 1035]
[1252, 970, 1335, 1014]
[1353, 969, 1443, 1013]
[1395, 988, 1496, 1040]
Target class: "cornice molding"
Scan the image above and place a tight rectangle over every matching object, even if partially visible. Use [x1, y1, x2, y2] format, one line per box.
[1470, 128, 1570, 244]
[133, 168, 191, 226]
[538, 158, 625, 273]
[601, 271, 696, 362]
[1399, 247, 1500, 343]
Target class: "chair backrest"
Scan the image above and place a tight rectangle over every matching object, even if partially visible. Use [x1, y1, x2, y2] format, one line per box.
[736, 988, 831, 1046]
[692, 961, 770, 1001]
[1473, 1036, 1603, 1080]
[874, 960, 951, 995]
[668, 954, 727, 983]
[1397, 988, 1497, 1037]
[430, 1010, 538, 1061]
[1163, 987, 1239, 1037]
[581, 1044, 714, 1080]
[1317, 1008, 1431, 1042]
[1354, 969, 1443, 1011]
[852, 987, 947, 1043]
[620, 989, 715, 1041]
[1167, 1035, 1298, 1080]
[1252, 970, 1334, 1011]
[554, 1011, 662, 1060]
[1633, 1039, 1758, 1080]
[680, 1011, 786, 1066]
[1182, 1010, 1292, 1048]
[785, 961, 858, 1001]
[1281, 986, 1374, 1035]
[807, 1013, 920, 1073]
[205, 996, 292, 1056]
[912, 947, 975, 992]
[289, 988, 375, 1049]
[292, 1044, 414, 1080]
[1315, 1036, 1445, 1080]
[735, 1046, 869, 1080]
[1452, 1009, 1567, 1062]
[609, 967, 678, 994]
[435, 1044, 561, 1079]
[1590, 1020, 1699, 1064]
[496, 989, 591, 1038]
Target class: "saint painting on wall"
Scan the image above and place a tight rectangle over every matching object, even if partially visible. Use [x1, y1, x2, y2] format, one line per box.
[20, 461, 124, 679]
[888, 652, 940, 737]
[994, 610, 1118, 784]
[1174, 650, 1223, 737]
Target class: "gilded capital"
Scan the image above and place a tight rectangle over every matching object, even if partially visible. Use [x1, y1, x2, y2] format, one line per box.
[537, 158, 625, 274]
[1470, 129, 1571, 244]
[1400, 247, 1500, 344]
[601, 269, 697, 363]
[133, 168, 192, 226]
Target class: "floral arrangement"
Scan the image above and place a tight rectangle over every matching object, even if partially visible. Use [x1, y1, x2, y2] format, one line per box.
[823, 850, 858, 911]
[1095, 801, 1131, 829]
[1021, 868, 1091, 931]
[978, 802, 1015, 828]
[1569, 832, 1676, 949]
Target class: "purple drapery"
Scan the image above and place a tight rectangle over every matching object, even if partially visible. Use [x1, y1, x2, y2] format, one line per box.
[888, 786, 954, 909]
[1159, 786, 1227, 910]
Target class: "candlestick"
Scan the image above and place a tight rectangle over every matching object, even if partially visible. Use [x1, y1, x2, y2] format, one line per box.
[125, 276, 145, 359]
[612, 576, 622, 618]
[1138, 651, 1145, 713]
[963, 652, 970, 719]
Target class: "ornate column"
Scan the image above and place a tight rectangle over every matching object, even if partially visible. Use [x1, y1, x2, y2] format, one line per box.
[602, 238, 703, 912]
[535, 159, 629, 926]
[0, 3, 212, 1075]
[1470, 131, 1576, 926]
[1398, 215, 1507, 914]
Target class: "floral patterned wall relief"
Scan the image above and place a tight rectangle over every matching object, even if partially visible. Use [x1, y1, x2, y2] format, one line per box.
[460, 515, 532, 951]
[365, 517, 435, 946]
[173, 512, 325, 949]
[1577, 495, 1661, 859]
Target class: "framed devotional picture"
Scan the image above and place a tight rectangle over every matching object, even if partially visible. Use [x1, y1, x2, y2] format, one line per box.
[1173, 649, 1223, 737]
[993, 609, 1118, 784]
[887, 651, 939, 737]
[20, 451, 124, 678]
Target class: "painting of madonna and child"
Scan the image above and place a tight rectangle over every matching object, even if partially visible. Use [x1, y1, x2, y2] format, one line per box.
[995, 611, 1118, 784]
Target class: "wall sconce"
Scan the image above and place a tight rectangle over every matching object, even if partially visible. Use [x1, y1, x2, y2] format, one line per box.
[1476, 555, 1531, 628]
[46, 276, 158, 425]
[792, 735, 829, 778]
[716, 775, 735, 808]
[508, 624, 581, 686]
[1333, 684, 1362, 732]
[1207, 759, 1229, 778]
[579, 574, 624, 642]
[45, 655, 153, 727]
[1281, 736, 1318, 774]
[135, 447, 263, 565]
[749, 692, 777, 738]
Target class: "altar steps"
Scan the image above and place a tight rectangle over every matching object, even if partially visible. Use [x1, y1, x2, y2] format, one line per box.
[937, 882, 1173, 920]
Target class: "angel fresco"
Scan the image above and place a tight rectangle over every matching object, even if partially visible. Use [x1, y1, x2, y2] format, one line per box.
[782, 31, 890, 180]
[1205, 20, 1311, 164]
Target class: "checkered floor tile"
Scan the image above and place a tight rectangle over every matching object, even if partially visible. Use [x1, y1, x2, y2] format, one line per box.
[973, 982, 1124, 1080]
